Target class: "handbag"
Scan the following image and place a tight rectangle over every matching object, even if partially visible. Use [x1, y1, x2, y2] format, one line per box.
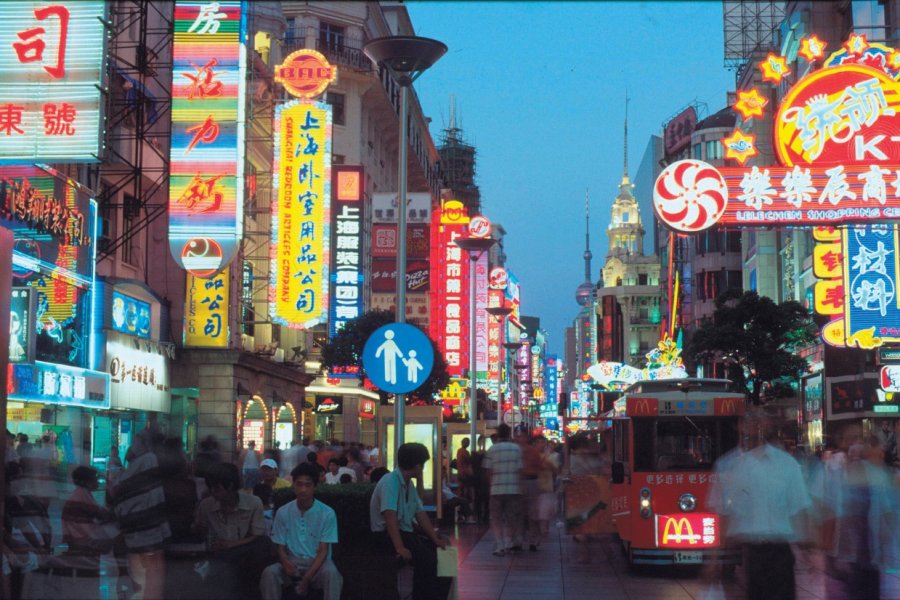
[436, 546, 458, 578]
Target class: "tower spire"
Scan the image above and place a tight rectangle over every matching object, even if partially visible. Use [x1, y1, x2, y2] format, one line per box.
[584, 188, 592, 283]
[449, 93, 457, 130]
[623, 92, 629, 179]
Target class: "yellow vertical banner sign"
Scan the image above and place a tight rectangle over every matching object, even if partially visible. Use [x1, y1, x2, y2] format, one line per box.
[185, 271, 230, 348]
[269, 100, 332, 329]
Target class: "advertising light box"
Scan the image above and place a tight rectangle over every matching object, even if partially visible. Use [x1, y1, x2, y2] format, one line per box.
[112, 291, 151, 339]
[0, 1, 107, 162]
[270, 101, 332, 329]
[169, 0, 246, 276]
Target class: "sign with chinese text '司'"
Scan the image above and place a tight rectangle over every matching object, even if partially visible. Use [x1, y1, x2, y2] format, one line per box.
[329, 166, 363, 338]
[9, 361, 110, 410]
[654, 159, 900, 233]
[169, 0, 246, 277]
[270, 100, 332, 329]
[775, 64, 900, 167]
[0, 1, 107, 162]
[185, 270, 229, 347]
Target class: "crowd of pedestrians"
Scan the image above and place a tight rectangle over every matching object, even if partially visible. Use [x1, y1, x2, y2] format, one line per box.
[0, 430, 389, 600]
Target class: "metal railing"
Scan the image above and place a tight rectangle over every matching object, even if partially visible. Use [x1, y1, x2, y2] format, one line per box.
[282, 37, 372, 72]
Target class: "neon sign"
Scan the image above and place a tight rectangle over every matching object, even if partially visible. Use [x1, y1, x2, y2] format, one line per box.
[430, 200, 470, 377]
[169, 0, 246, 276]
[185, 271, 229, 348]
[275, 49, 337, 99]
[270, 101, 332, 329]
[655, 514, 719, 549]
[329, 166, 364, 337]
[0, 1, 106, 162]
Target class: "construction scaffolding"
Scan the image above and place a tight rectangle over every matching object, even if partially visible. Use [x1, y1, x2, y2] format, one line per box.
[93, 0, 173, 264]
[723, 0, 786, 79]
[438, 98, 480, 214]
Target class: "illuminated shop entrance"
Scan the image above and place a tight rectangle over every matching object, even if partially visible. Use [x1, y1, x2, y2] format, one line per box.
[242, 395, 268, 449]
[273, 404, 296, 450]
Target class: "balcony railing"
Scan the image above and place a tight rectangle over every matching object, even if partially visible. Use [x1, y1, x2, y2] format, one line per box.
[282, 37, 372, 72]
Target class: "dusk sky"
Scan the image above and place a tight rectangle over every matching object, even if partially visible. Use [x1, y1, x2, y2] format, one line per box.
[406, 2, 735, 356]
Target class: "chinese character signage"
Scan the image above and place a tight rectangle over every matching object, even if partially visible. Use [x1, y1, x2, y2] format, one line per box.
[430, 200, 470, 377]
[843, 224, 900, 347]
[106, 331, 170, 412]
[3, 166, 96, 368]
[542, 355, 559, 418]
[329, 166, 363, 337]
[169, 0, 246, 276]
[270, 101, 332, 329]
[185, 271, 229, 347]
[111, 291, 151, 339]
[475, 252, 489, 374]
[9, 361, 110, 409]
[0, 1, 107, 162]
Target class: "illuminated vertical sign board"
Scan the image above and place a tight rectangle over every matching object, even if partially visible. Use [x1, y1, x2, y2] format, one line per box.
[0, 1, 107, 162]
[542, 355, 559, 417]
[329, 166, 364, 337]
[475, 253, 489, 376]
[486, 288, 504, 400]
[270, 101, 332, 328]
[169, 1, 246, 277]
[430, 200, 470, 377]
[185, 271, 229, 347]
[843, 224, 900, 348]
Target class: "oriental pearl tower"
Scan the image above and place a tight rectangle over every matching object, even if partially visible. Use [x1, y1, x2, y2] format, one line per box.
[575, 190, 595, 307]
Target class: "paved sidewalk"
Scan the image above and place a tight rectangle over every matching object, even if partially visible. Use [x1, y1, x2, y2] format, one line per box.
[453, 523, 900, 600]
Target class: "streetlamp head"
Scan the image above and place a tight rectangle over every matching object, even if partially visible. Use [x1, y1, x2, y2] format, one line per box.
[363, 36, 447, 84]
[503, 341, 523, 351]
[486, 306, 513, 318]
[454, 236, 497, 257]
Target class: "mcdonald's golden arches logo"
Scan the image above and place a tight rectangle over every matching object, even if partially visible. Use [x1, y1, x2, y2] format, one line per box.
[628, 397, 657, 416]
[661, 517, 699, 545]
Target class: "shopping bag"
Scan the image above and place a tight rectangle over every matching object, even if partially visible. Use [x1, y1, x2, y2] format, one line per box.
[436, 546, 458, 578]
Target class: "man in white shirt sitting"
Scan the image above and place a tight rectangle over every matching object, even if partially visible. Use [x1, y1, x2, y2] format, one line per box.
[260, 463, 343, 600]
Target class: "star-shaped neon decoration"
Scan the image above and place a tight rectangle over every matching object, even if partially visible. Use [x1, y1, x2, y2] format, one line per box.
[734, 88, 768, 119]
[889, 51, 900, 69]
[798, 35, 826, 62]
[722, 129, 757, 165]
[844, 33, 869, 56]
[759, 52, 790, 84]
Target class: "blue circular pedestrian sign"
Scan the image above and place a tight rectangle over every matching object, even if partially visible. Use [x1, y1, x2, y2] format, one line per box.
[362, 323, 434, 394]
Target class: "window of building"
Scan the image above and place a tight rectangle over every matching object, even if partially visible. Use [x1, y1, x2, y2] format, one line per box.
[852, 0, 886, 41]
[638, 273, 648, 285]
[622, 211, 629, 223]
[326, 92, 345, 126]
[286, 18, 297, 45]
[332, 154, 345, 164]
[693, 143, 701, 159]
[319, 22, 344, 51]
[705, 140, 723, 160]
[122, 194, 140, 266]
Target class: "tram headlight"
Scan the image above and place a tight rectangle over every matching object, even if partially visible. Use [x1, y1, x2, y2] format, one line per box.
[639, 487, 651, 518]
[678, 493, 697, 512]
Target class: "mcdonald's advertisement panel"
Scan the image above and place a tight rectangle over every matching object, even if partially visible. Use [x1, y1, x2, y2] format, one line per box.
[654, 513, 719, 549]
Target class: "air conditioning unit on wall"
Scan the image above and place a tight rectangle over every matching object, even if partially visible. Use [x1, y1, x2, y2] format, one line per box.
[241, 334, 255, 353]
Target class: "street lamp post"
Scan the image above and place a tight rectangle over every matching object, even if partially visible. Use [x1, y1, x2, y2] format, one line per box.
[486, 306, 513, 427]
[455, 236, 497, 449]
[363, 36, 446, 450]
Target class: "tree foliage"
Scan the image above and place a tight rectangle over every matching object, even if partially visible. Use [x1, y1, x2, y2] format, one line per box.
[321, 309, 450, 404]
[685, 290, 817, 405]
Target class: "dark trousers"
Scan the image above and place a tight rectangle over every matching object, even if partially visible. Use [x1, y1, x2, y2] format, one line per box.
[745, 542, 795, 600]
[379, 531, 452, 600]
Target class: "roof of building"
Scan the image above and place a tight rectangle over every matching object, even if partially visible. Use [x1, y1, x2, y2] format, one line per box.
[695, 107, 736, 131]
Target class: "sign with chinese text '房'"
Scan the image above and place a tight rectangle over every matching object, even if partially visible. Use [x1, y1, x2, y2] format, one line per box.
[329, 166, 364, 337]
[185, 270, 229, 347]
[169, 0, 246, 277]
[270, 101, 332, 329]
[275, 49, 337, 99]
[0, 1, 107, 162]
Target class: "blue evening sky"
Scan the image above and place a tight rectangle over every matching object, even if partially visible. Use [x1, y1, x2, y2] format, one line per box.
[406, 1, 735, 355]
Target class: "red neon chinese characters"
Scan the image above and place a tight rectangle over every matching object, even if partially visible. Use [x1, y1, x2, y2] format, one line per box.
[43, 102, 76, 135]
[178, 174, 225, 214]
[184, 115, 220, 154]
[0, 105, 25, 135]
[820, 250, 844, 273]
[12, 5, 70, 79]
[823, 285, 845, 310]
[182, 59, 223, 99]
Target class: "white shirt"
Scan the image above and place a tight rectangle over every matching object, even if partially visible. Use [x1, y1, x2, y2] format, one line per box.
[271, 499, 338, 560]
[711, 443, 811, 542]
